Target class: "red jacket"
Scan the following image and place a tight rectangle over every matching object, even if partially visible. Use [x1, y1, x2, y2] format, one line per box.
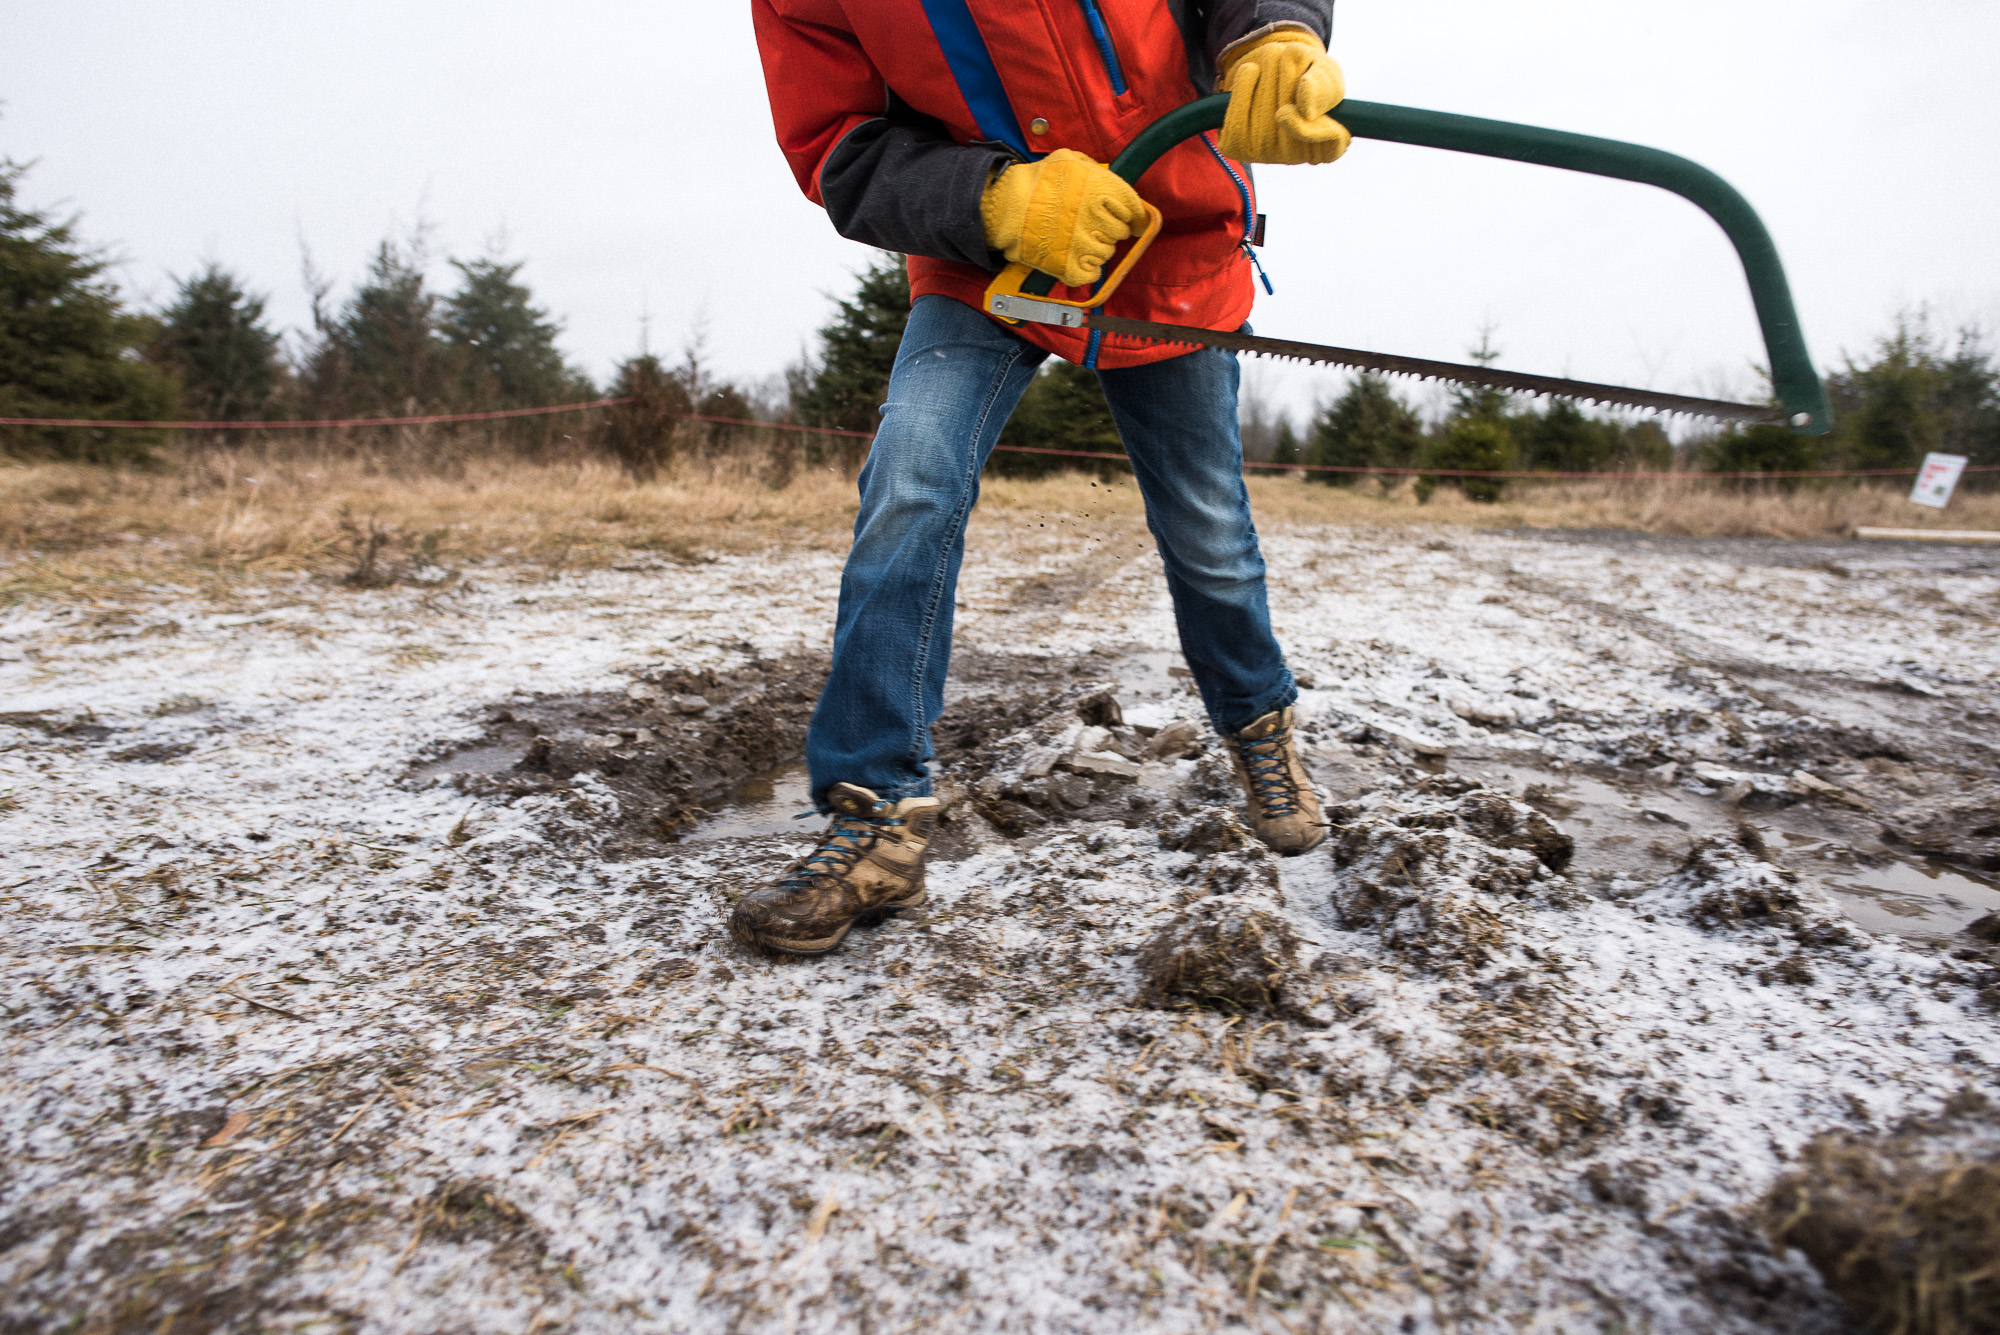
[752, 0, 1331, 369]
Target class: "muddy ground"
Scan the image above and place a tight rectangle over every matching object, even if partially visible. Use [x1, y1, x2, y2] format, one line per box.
[1, 520, 1997, 1333]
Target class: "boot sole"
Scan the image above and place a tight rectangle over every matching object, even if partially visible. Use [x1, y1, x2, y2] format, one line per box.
[740, 883, 928, 957]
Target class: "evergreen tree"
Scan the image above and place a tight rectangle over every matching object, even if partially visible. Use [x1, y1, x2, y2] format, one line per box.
[601, 352, 691, 477]
[1936, 331, 2000, 467]
[1824, 315, 2000, 470]
[793, 253, 910, 434]
[1418, 331, 1517, 501]
[1516, 399, 1614, 473]
[1839, 329, 1932, 472]
[1612, 419, 1675, 471]
[692, 380, 757, 454]
[151, 263, 283, 422]
[993, 360, 1124, 477]
[1416, 417, 1516, 502]
[1447, 328, 1513, 426]
[440, 255, 576, 409]
[1306, 374, 1422, 487]
[1268, 418, 1302, 468]
[335, 239, 448, 414]
[0, 158, 177, 461]
[1697, 422, 1820, 479]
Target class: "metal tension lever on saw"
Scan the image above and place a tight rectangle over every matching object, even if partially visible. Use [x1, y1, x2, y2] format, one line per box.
[984, 96, 1833, 433]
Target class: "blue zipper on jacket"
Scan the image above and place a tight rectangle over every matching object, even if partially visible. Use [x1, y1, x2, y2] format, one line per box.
[1075, 0, 1127, 95]
[1201, 133, 1274, 294]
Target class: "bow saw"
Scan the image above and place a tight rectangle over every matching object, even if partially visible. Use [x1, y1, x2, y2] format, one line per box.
[985, 95, 1833, 434]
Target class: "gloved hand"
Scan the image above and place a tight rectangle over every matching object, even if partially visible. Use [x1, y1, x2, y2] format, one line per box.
[980, 148, 1149, 289]
[1217, 28, 1351, 165]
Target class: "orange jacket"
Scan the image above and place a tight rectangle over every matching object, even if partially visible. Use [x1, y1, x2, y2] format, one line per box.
[752, 0, 1330, 368]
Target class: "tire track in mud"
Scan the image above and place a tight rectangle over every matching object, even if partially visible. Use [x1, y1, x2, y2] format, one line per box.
[983, 523, 1158, 645]
[1499, 567, 2000, 876]
[1502, 568, 2000, 763]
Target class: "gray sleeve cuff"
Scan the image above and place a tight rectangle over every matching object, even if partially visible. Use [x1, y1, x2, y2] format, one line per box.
[1204, 1, 1334, 84]
[820, 118, 1014, 270]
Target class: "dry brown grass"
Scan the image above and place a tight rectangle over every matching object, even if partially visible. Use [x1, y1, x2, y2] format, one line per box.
[1240, 472, 2000, 539]
[4, 441, 1994, 607]
[985, 466, 2000, 540]
[0, 445, 860, 603]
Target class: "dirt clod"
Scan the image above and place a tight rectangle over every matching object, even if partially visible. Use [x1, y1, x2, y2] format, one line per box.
[1762, 1095, 2000, 1335]
[1328, 781, 1578, 974]
[1881, 785, 2000, 872]
[1136, 893, 1303, 1014]
[1157, 807, 1253, 855]
[1657, 833, 1855, 952]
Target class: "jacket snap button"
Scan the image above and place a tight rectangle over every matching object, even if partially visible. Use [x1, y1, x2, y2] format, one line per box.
[1028, 117, 1050, 136]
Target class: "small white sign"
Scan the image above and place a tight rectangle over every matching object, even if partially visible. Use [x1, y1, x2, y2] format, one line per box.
[1910, 453, 1968, 509]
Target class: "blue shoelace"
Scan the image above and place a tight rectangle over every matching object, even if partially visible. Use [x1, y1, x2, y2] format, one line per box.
[778, 810, 900, 890]
[1238, 728, 1302, 818]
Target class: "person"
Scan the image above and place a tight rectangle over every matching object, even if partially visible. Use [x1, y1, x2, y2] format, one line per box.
[734, 0, 1350, 956]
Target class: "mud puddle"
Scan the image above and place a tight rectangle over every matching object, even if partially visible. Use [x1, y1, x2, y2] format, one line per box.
[411, 649, 1194, 853]
[406, 653, 828, 855]
[688, 763, 813, 841]
[1783, 838, 2000, 938]
[1449, 755, 2000, 943]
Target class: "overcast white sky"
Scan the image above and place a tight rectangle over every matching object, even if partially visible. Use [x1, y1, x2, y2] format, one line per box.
[5, 1, 1997, 423]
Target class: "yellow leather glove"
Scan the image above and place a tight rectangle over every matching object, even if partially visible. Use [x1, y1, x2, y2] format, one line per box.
[1217, 28, 1351, 165]
[980, 148, 1149, 289]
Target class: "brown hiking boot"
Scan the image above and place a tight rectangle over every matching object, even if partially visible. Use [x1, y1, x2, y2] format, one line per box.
[728, 783, 942, 956]
[1225, 706, 1327, 855]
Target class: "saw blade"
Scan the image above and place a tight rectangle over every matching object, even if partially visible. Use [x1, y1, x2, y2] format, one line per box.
[1085, 314, 1783, 425]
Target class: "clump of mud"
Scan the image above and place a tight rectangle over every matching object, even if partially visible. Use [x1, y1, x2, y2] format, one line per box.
[1156, 807, 1281, 896]
[1650, 829, 1855, 960]
[1325, 776, 1577, 973]
[1137, 808, 1351, 1023]
[1881, 783, 2000, 872]
[1139, 807, 1291, 1014]
[959, 682, 1224, 834]
[1136, 892, 1303, 1014]
[1761, 1090, 2000, 1335]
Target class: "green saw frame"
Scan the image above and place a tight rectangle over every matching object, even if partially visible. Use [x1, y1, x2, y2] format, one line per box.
[1025, 95, 1831, 434]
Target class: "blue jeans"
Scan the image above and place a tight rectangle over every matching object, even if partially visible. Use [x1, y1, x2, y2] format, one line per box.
[805, 294, 1296, 808]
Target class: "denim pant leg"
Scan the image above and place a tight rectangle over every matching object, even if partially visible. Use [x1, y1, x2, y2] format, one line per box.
[804, 295, 1046, 809]
[1096, 346, 1296, 732]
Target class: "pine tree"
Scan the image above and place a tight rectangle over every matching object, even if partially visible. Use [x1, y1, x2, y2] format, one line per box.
[1824, 315, 2000, 470]
[1937, 331, 2000, 466]
[440, 255, 576, 410]
[1516, 399, 1614, 474]
[793, 253, 910, 434]
[1417, 418, 1516, 502]
[1697, 422, 1820, 480]
[0, 158, 177, 460]
[1447, 328, 1513, 426]
[336, 239, 448, 414]
[601, 353, 691, 477]
[1418, 331, 1518, 501]
[1268, 418, 1303, 468]
[1306, 374, 1421, 487]
[994, 360, 1125, 477]
[151, 263, 283, 422]
[1613, 419, 1675, 472]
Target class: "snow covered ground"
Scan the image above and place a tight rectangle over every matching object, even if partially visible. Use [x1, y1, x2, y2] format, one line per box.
[2, 514, 1997, 1333]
